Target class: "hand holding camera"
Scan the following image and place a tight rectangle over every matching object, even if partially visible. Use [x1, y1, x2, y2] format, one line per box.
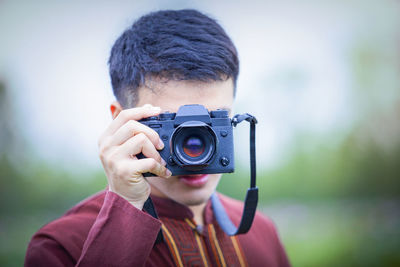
[98, 104, 171, 210]
[98, 103, 237, 211]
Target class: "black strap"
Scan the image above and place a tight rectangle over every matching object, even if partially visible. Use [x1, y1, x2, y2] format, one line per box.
[231, 113, 257, 189]
[143, 197, 164, 244]
[212, 113, 258, 235]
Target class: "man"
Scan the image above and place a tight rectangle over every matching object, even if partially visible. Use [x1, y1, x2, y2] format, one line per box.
[25, 9, 290, 266]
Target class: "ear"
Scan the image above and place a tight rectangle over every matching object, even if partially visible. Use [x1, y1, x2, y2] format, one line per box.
[110, 101, 123, 119]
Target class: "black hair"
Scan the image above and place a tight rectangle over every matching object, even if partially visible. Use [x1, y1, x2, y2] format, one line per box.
[108, 9, 239, 107]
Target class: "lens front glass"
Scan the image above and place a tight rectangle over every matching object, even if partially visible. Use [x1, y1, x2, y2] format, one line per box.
[171, 124, 217, 167]
[183, 135, 205, 157]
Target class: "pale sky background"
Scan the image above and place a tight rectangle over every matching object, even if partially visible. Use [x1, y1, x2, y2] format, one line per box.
[0, 0, 398, 173]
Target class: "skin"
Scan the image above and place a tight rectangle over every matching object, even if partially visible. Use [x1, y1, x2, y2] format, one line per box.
[98, 78, 234, 226]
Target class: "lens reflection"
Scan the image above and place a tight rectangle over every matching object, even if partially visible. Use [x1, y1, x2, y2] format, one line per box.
[183, 136, 205, 157]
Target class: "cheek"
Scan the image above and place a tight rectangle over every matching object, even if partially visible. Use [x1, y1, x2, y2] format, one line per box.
[208, 174, 222, 186]
[147, 176, 174, 187]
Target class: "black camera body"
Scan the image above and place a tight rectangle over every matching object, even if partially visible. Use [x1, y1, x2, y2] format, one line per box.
[139, 104, 234, 176]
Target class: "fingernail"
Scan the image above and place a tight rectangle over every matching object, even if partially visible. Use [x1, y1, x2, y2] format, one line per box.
[143, 104, 152, 108]
[152, 106, 161, 112]
[165, 169, 172, 177]
[157, 139, 164, 150]
[161, 158, 167, 166]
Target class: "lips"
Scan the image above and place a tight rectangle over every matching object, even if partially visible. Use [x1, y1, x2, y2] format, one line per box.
[178, 174, 209, 188]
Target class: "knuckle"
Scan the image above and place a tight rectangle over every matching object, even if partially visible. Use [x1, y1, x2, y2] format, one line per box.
[98, 145, 106, 157]
[99, 137, 111, 155]
[149, 129, 159, 142]
[157, 165, 165, 176]
[99, 147, 107, 160]
[118, 110, 128, 120]
[107, 150, 119, 167]
[148, 158, 158, 170]
[155, 153, 162, 162]
[127, 120, 137, 130]
[135, 132, 147, 143]
[99, 150, 106, 161]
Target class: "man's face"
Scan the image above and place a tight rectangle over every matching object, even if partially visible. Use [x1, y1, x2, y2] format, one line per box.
[136, 79, 234, 207]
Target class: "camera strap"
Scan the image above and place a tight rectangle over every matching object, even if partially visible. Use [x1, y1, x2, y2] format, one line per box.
[211, 113, 258, 235]
[144, 113, 258, 245]
[143, 197, 164, 244]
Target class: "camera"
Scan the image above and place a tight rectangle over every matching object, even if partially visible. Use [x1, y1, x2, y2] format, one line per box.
[139, 104, 234, 176]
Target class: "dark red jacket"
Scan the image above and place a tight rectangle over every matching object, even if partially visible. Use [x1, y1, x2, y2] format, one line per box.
[25, 190, 290, 266]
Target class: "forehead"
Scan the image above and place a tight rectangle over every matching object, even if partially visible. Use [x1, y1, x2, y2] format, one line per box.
[136, 79, 234, 114]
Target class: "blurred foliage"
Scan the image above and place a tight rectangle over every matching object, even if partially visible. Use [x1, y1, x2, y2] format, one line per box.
[0, 80, 107, 266]
[0, 156, 106, 267]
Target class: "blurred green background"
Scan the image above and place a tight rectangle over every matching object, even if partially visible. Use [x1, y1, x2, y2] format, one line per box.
[1, 1, 399, 266]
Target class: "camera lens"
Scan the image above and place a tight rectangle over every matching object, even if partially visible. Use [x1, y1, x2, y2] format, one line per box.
[183, 135, 205, 157]
[171, 122, 217, 170]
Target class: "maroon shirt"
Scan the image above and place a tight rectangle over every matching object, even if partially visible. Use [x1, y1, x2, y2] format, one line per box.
[25, 190, 290, 266]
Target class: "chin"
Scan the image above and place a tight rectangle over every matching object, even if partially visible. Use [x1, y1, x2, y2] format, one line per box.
[174, 191, 213, 206]
[148, 174, 221, 206]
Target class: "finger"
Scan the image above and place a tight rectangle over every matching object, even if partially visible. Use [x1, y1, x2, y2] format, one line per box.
[101, 104, 161, 140]
[130, 158, 172, 178]
[116, 133, 164, 164]
[110, 120, 164, 150]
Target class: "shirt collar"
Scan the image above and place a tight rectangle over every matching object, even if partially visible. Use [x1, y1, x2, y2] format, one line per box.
[150, 194, 214, 225]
